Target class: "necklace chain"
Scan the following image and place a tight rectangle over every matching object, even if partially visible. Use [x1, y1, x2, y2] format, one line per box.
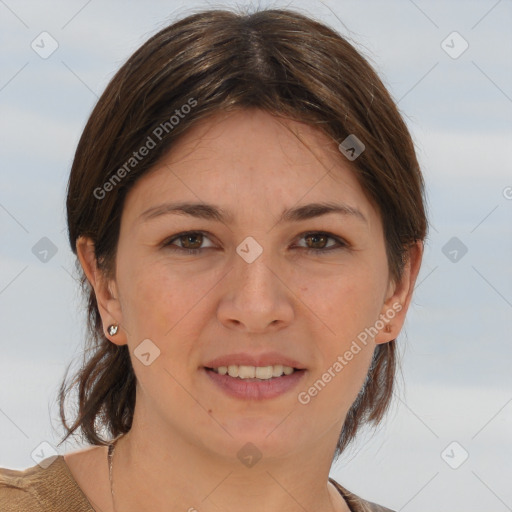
[108, 438, 119, 512]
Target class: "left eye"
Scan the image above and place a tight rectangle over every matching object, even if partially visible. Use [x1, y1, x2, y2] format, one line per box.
[162, 231, 348, 255]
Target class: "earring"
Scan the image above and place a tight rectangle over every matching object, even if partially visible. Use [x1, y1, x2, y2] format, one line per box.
[384, 324, 392, 334]
[107, 324, 119, 336]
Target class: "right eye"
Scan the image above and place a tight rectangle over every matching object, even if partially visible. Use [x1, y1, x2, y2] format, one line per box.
[162, 231, 216, 254]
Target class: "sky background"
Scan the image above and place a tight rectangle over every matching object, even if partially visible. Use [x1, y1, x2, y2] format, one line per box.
[0, 1, 511, 511]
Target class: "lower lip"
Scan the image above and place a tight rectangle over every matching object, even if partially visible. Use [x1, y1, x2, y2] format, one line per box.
[203, 367, 306, 400]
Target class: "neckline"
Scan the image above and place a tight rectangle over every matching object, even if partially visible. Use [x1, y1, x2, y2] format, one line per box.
[57, 455, 358, 512]
[58, 455, 104, 511]
[328, 477, 359, 512]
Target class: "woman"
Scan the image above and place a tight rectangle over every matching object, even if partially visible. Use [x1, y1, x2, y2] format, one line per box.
[0, 7, 426, 512]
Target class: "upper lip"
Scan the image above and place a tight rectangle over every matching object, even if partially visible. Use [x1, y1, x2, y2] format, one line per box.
[203, 352, 306, 370]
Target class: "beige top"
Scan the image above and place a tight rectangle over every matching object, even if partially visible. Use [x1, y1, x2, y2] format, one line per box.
[0, 456, 395, 512]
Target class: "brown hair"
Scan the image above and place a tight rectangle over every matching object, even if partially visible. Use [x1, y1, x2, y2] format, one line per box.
[59, 6, 427, 460]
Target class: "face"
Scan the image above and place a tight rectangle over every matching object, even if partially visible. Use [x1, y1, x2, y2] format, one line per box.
[83, 109, 415, 463]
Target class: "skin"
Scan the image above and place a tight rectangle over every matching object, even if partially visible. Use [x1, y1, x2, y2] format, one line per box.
[67, 109, 423, 512]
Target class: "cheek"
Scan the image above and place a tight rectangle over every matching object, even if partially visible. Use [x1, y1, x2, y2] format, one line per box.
[295, 266, 384, 410]
[121, 267, 168, 336]
[117, 260, 218, 394]
[119, 257, 223, 344]
[298, 264, 385, 343]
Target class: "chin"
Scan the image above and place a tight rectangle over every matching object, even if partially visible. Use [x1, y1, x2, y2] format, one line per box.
[218, 417, 307, 454]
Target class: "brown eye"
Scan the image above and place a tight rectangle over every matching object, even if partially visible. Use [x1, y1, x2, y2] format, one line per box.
[296, 232, 347, 255]
[162, 231, 215, 254]
[177, 233, 203, 249]
[304, 233, 330, 249]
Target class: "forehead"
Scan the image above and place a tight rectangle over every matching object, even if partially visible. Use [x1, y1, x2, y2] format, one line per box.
[162, 109, 344, 175]
[122, 109, 379, 229]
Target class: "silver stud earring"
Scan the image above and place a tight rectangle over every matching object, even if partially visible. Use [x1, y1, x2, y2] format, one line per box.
[107, 324, 119, 336]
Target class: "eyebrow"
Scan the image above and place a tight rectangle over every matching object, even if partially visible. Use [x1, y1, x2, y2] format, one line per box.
[138, 200, 367, 225]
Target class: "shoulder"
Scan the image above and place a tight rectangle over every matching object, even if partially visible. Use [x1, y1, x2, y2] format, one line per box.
[0, 456, 94, 512]
[0, 460, 47, 512]
[329, 477, 396, 512]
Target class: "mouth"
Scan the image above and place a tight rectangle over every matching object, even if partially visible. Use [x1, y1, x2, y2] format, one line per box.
[202, 365, 306, 400]
[205, 364, 301, 380]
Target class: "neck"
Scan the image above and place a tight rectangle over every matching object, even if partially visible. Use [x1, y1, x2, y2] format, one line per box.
[110, 404, 346, 512]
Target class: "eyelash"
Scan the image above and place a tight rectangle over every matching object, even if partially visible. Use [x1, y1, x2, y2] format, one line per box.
[161, 230, 348, 256]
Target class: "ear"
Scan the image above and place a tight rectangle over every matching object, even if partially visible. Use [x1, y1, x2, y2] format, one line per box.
[374, 240, 424, 344]
[76, 236, 127, 346]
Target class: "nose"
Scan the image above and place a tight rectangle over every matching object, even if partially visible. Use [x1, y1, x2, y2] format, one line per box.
[216, 244, 295, 333]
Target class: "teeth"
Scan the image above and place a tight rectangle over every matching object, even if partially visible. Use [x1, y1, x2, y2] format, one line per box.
[237, 365, 255, 379]
[213, 364, 296, 380]
[272, 364, 283, 377]
[255, 366, 273, 379]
